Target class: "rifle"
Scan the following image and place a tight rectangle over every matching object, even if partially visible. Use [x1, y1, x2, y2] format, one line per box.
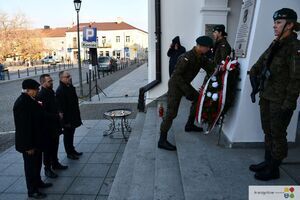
[259, 41, 280, 90]
[249, 23, 287, 103]
[249, 40, 281, 103]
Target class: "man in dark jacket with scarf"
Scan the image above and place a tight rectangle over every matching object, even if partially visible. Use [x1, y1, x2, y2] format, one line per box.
[56, 71, 83, 160]
[167, 36, 186, 76]
[37, 74, 68, 178]
[13, 79, 52, 199]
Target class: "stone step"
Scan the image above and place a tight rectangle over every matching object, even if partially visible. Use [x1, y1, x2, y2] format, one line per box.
[154, 115, 184, 200]
[173, 99, 298, 199]
[108, 111, 146, 200]
[127, 106, 157, 200]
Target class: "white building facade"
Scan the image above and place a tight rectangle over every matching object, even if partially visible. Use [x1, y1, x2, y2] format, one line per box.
[65, 21, 148, 62]
[146, 0, 300, 144]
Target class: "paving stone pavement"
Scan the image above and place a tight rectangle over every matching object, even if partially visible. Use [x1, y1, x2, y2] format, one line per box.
[0, 63, 148, 199]
[0, 119, 129, 200]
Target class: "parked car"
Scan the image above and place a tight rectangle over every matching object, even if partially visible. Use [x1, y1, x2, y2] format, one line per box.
[42, 56, 60, 65]
[97, 56, 117, 72]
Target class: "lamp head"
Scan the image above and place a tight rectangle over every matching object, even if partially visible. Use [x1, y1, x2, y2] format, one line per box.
[74, 0, 82, 12]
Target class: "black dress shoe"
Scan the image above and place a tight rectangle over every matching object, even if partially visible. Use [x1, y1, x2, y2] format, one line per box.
[67, 154, 79, 160]
[28, 192, 47, 199]
[73, 150, 83, 156]
[52, 162, 68, 170]
[38, 181, 53, 188]
[44, 168, 58, 178]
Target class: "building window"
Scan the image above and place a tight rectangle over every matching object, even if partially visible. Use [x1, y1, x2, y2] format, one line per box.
[116, 36, 120, 43]
[72, 37, 77, 48]
[106, 51, 109, 56]
[102, 36, 106, 46]
[116, 51, 121, 59]
[126, 36, 130, 43]
[99, 51, 104, 56]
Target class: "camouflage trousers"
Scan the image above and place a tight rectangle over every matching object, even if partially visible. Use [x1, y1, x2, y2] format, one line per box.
[160, 86, 197, 134]
[259, 98, 294, 160]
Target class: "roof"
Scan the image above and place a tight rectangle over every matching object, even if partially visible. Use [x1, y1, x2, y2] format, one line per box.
[39, 27, 69, 37]
[66, 22, 147, 33]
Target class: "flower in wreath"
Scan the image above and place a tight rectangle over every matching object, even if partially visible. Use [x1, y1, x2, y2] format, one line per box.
[212, 93, 218, 101]
[212, 81, 219, 88]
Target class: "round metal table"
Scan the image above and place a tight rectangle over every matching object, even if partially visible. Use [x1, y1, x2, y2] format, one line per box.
[103, 108, 132, 141]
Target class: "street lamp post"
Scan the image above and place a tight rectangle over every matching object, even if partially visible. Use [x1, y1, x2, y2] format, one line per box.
[74, 0, 83, 96]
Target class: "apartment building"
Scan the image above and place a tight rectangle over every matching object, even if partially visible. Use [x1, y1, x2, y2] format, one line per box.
[41, 20, 148, 62]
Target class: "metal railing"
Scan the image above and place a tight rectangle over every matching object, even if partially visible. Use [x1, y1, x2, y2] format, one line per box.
[0, 62, 74, 81]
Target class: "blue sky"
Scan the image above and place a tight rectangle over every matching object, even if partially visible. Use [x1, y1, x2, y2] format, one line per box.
[0, 0, 148, 31]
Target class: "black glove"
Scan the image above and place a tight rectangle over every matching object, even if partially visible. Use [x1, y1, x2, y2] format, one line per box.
[249, 75, 259, 103]
[186, 89, 199, 102]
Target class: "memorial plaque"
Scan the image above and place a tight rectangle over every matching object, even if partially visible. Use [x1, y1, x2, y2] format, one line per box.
[234, 0, 256, 58]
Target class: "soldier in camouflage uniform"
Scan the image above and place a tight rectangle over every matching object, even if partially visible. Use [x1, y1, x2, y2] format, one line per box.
[249, 8, 300, 181]
[158, 36, 215, 151]
[212, 25, 232, 65]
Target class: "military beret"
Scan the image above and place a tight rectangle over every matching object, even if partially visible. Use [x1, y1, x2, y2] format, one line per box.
[273, 8, 300, 31]
[196, 36, 213, 47]
[212, 25, 225, 33]
[22, 79, 40, 90]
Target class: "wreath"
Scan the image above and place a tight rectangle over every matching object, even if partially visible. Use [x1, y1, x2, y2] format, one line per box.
[196, 56, 240, 133]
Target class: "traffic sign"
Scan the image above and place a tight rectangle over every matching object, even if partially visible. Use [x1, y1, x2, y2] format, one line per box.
[83, 27, 98, 48]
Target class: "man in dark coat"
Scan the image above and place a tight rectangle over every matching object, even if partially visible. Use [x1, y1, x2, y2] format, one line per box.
[37, 74, 68, 179]
[167, 36, 186, 77]
[158, 36, 215, 151]
[212, 25, 232, 65]
[13, 79, 52, 199]
[56, 71, 83, 160]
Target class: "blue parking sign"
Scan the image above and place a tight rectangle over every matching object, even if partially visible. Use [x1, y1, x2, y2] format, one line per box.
[83, 27, 97, 42]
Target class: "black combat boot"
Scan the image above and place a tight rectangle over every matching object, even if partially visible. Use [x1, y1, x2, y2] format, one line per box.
[254, 158, 281, 181]
[249, 150, 271, 172]
[185, 116, 203, 132]
[158, 132, 177, 151]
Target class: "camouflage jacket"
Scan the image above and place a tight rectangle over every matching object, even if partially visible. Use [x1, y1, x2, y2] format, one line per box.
[250, 33, 300, 110]
[213, 38, 231, 65]
[169, 47, 215, 97]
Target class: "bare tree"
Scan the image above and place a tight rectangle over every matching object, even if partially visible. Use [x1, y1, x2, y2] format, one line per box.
[0, 11, 44, 63]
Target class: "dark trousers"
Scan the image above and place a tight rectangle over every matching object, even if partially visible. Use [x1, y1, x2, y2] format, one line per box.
[43, 134, 60, 168]
[63, 127, 76, 155]
[22, 150, 42, 194]
[160, 86, 197, 133]
[259, 98, 294, 160]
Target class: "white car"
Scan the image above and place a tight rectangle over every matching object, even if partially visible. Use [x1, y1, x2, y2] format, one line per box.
[42, 56, 60, 64]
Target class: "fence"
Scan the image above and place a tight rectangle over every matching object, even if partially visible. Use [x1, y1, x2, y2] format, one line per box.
[0, 62, 74, 81]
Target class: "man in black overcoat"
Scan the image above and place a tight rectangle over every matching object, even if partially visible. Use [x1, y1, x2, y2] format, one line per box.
[56, 71, 83, 160]
[13, 79, 52, 199]
[37, 74, 68, 178]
